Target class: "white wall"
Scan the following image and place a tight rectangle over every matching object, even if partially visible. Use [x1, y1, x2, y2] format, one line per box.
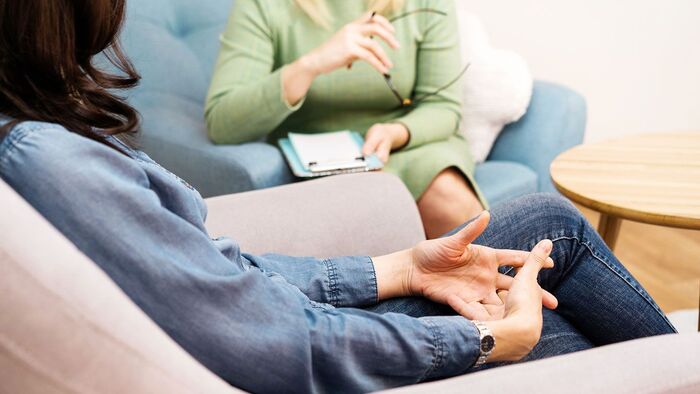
[465, 0, 700, 142]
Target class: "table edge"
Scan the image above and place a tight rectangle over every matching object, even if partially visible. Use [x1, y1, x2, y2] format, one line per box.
[551, 175, 700, 231]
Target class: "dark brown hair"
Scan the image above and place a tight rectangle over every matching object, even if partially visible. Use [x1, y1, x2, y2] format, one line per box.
[0, 0, 140, 146]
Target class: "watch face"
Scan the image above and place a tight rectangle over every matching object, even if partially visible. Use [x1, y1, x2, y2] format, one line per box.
[481, 335, 495, 352]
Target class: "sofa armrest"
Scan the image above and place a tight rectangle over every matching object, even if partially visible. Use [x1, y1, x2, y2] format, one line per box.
[141, 135, 294, 198]
[205, 172, 426, 258]
[133, 97, 294, 198]
[488, 81, 587, 192]
[380, 333, 700, 394]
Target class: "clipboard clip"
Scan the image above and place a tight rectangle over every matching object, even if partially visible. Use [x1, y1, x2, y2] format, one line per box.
[307, 156, 367, 173]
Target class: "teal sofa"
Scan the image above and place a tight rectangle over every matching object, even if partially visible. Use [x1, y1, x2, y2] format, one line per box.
[120, 0, 586, 205]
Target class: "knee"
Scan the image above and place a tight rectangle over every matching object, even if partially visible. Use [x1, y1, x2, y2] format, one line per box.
[424, 169, 480, 205]
[422, 170, 460, 204]
[526, 193, 578, 214]
[507, 193, 586, 235]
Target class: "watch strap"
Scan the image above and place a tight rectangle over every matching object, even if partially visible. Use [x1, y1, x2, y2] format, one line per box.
[473, 321, 494, 367]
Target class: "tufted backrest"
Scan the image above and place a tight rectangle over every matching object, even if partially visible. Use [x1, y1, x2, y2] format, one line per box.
[122, 0, 234, 104]
[116, 0, 237, 155]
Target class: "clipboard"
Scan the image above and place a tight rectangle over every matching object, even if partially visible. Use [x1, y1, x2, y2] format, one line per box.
[279, 131, 384, 178]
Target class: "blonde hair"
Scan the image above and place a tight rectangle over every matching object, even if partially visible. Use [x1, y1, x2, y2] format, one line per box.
[294, 0, 406, 29]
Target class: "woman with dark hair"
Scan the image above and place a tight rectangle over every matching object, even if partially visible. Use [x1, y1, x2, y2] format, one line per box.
[0, 1, 676, 393]
[0, 0, 139, 144]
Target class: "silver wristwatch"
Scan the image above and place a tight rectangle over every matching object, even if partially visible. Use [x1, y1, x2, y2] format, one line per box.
[473, 321, 495, 367]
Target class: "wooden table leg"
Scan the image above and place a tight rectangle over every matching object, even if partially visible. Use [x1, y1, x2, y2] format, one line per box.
[597, 213, 622, 250]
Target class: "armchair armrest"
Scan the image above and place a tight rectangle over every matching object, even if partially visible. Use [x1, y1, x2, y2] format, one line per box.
[134, 97, 295, 198]
[205, 172, 426, 258]
[380, 333, 700, 394]
[488, 81, 587, 192]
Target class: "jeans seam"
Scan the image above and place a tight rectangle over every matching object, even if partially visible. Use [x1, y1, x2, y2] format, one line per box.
[539, 332, 588, 341]
[323, 259, 340, 307]
[418, 319, 444, 382]
[550, 235, 677, 332]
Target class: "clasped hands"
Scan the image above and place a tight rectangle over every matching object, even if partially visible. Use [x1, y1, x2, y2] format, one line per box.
[372, 212, 558, 362]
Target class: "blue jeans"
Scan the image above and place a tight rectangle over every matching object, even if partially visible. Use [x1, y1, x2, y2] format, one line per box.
[366, 193, 677, 368]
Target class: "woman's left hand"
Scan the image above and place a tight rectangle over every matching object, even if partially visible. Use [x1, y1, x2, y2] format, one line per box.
[407, 212, 559, 311]
[362, 123, 410, 163]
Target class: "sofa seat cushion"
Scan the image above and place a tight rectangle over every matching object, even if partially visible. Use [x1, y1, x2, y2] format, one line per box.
[475, 161, 538, 206]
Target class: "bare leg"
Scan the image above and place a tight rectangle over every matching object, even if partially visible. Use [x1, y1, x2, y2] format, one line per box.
[417, 168, 483, 239]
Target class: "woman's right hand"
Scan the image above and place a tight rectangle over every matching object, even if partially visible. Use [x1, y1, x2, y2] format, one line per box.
[283, 13, 399, 106]
[301, 12, 400, 76]
[449, 239, 555, 363]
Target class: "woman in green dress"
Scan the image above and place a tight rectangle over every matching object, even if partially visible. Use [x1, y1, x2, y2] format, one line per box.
[206, 0, 485, 238]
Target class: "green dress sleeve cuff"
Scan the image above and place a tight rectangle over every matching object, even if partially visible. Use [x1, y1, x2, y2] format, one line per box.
[393, 106, 460, 150]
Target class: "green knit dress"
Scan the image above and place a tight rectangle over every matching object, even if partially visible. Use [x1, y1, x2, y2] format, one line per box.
[205, 0, 486, 205]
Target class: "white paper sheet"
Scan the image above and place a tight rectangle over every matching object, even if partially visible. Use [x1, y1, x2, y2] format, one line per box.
[288, 131, 363, 169]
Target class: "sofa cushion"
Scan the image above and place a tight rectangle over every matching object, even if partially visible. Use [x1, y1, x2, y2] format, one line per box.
[475, 161, 538, 206]
[456, 9, 533, 164]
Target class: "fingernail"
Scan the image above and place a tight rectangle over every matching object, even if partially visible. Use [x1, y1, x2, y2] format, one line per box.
[539, 239, 552, 253]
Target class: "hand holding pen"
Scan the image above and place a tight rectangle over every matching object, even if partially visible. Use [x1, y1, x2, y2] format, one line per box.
[281, 10, 400, 107]
[300, 11, 399, 76]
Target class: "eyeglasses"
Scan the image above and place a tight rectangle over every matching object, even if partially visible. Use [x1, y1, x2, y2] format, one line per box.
[382, 8, 470, 108]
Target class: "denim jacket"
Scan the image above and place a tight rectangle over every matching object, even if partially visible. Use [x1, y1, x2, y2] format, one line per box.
[0, 120, 479, 393]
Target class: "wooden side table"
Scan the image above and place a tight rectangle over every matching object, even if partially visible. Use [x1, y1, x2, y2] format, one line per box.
[550, 132, 700, 250]
[551, 132, 700, 330]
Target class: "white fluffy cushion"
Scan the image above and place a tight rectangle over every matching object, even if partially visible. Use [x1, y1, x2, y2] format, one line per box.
[456, 10, 533, 163]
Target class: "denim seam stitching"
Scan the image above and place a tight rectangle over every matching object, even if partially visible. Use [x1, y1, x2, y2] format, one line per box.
[366, 256, 379, 305]
[550, 235, 676, 331]
[0, 126, 32, 170]
[323, 259, 340, 307]
[539, 332, 591, 341]
[418, 319, 444, 382]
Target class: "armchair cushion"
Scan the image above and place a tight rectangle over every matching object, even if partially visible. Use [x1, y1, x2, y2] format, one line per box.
[457, 10, 533, 164]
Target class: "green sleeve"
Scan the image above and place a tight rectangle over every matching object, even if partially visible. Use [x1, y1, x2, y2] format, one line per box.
[204, 0, 303, 144]
[393, 0, 464, 150]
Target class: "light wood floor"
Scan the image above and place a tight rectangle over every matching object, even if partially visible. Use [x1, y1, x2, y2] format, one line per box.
[576, 205, 700, 313]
